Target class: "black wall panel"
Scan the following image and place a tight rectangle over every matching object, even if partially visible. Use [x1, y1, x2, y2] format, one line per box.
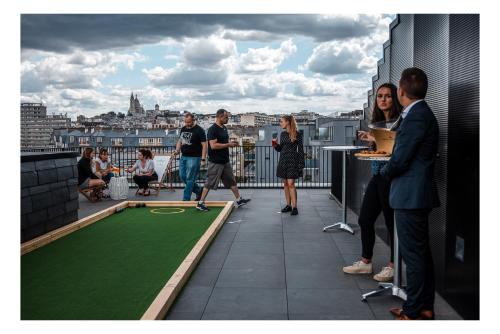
[390, 14, 414, 84]
[445, 14, 480, 320]
[413, 14, 450, 292]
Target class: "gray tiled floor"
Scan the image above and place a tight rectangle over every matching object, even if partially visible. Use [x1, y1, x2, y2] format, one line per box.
[78, 188, 462, 320]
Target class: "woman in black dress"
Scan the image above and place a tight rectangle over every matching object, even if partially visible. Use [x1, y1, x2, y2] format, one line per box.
[273, 115, 305, 215]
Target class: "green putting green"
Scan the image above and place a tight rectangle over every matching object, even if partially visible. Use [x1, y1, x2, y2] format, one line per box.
[21, 206, 224, 320]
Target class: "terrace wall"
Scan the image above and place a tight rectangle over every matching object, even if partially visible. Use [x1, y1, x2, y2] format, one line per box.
[21, 152, 80, 243]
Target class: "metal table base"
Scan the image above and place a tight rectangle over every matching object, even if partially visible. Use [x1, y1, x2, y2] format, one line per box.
[323, 148, 367, 235]
[362, 213, 406, 302]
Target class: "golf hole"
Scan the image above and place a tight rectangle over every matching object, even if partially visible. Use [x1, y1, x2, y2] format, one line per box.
[149, 208, 186, 215]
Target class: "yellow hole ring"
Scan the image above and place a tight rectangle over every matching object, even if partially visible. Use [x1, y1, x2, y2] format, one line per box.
[149, 208, 186, 215]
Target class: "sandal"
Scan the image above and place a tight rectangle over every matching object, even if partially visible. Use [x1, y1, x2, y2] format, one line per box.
[137, 189, 144, 196]
[144, 189, 150, 196]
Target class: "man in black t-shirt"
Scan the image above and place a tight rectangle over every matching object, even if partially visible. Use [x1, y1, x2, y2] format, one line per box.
[196, 109, 251, 212]
[173, 112, 207, 201]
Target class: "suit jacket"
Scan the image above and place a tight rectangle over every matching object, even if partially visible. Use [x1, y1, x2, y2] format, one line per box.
[380, 100, 441, 209]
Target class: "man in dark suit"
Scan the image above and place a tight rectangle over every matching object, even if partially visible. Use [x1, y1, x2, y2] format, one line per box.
[381, 67, 440, 320]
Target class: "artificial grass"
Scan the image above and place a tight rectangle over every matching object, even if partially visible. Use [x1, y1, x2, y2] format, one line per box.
[21, 206, 224, 320]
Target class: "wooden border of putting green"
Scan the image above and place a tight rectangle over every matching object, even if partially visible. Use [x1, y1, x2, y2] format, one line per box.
[20, 200, 234, 320]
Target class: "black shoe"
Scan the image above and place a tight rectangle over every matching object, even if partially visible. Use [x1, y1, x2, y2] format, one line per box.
[281, 205, 292, 213]
[235, 198, 251, 207]
[196, 202, 210, 212]
[291, 207, 298, 215]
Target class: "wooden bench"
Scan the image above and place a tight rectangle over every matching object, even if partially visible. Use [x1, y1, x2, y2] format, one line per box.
[78, 184, 106, 202]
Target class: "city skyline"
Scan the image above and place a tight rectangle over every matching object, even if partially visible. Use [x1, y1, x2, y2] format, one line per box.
[21, 14, 393, 118]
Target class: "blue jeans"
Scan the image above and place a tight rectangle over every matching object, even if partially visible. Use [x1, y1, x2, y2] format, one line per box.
[102, 172, 115, 184]
[179, 156, 202, 201]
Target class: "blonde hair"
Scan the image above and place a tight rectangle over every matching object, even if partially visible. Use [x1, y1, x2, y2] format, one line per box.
[282, 115, 298, 142]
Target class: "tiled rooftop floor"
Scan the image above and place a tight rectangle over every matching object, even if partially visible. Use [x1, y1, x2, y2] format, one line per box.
[79, 188, 462, 320]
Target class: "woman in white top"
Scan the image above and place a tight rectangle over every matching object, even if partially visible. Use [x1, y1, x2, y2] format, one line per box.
[126, 149, 157, 196]
[95, 148, 115, 184]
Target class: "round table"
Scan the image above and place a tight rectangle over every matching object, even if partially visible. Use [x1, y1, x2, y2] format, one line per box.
[321, 146, 368, 234]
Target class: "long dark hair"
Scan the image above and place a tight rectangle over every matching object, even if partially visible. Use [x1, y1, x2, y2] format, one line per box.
[81, 147, 94, 159]
[371, 83, 402, 124]
[139, 148, 153, 160]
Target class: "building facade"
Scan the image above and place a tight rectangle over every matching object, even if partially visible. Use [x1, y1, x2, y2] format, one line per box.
[21, 103, 71, 148]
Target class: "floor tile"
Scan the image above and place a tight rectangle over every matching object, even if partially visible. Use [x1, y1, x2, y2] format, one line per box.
[216, 267, 286, 288]
[203, 287, 287, 315]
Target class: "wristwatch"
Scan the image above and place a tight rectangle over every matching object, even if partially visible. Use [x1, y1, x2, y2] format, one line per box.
[201, 158, 206, 161]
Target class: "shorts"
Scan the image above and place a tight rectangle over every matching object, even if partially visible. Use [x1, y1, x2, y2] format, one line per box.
[79, 178, 90, 189]
[204, 162, 237, 190]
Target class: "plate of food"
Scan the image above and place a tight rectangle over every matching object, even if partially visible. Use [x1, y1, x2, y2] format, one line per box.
[354, 150, 391, 157]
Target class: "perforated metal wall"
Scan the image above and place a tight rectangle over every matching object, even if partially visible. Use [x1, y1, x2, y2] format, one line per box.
[347, 14, 479, 319]
[445, 14, 480, 320]
[390, 14, 414, 85]
[413, 14, 450, 292]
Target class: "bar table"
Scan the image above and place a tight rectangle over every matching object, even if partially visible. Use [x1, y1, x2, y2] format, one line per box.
[355, 155, 406, 302]
[321, 146, 368, 234]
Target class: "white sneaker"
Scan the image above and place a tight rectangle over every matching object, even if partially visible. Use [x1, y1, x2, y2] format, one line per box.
[373, 266, 394, 282]
[343, 261, 373, 274]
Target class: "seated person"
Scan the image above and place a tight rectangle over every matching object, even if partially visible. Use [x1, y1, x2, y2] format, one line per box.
[95, 148, 115, 184]
[126, 149, 158, 196]
[78, 148, 105, 189]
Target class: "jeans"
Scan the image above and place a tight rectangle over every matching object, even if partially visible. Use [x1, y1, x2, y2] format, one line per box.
[102, 172, 115, 184]
[179, 156, 202, 201]
[395, 208, 435, 318]
[358, 174, 394, 261]
[133, 172, 158, 190]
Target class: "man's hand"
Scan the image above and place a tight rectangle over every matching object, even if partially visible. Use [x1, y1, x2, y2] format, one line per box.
[200, 159, 206, 168]
[228, 141, 239, 148]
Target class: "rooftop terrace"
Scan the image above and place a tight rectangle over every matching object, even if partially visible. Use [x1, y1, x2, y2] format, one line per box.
[79, 188, 462, 320]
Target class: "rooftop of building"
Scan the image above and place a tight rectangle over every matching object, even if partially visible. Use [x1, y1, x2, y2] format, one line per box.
[78, 188, 462, 320]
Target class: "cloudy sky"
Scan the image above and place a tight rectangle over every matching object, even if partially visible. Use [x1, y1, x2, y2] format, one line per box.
[21, 14, 394, 118]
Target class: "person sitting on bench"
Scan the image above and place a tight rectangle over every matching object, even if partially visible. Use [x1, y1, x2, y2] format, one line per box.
[78, 148, 105, 190]
[127, 149, 158, 196]
[95, 148, 115, 184]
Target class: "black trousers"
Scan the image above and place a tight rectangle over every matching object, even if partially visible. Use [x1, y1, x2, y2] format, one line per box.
[395, 209, 435, 318]
[133, 172, 158, 190]
[358, 174, 394, 261]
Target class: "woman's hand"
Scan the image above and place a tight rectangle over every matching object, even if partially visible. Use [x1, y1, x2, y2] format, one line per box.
[358, 131, 375, 143]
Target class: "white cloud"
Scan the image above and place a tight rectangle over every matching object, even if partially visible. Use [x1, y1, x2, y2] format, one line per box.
[222, 29, 279, 42]
[21, 50, 146, 93]
[143, 64, 229, 87]
[237, 39, 297, 73]
[305, 41, 374, 75]
[183, 36, 236, 67]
